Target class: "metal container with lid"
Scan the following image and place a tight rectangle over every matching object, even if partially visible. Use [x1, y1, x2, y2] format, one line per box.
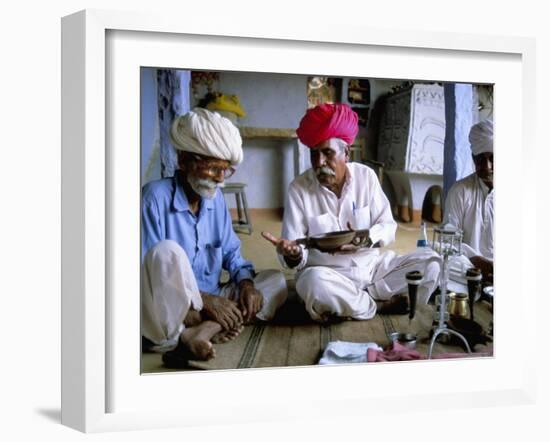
[389, 332, 417, 350]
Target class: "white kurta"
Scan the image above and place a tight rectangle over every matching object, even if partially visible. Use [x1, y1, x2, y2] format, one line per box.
[444, 173, 494, 260]
[281, 163, 440, 320]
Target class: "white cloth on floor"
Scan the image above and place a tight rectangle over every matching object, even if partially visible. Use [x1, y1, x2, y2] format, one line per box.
[141, 240, 288, 352]
[318, 341, 382, 365]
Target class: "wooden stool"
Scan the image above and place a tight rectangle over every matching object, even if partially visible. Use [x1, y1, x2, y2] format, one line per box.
[221, 183, 253, 235]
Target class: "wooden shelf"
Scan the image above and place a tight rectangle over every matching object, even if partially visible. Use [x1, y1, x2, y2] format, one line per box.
[239, 126, 297, 139]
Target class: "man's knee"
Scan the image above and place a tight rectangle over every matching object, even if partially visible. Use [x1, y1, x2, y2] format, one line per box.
[148, 239, 185, 259]
[145, 240, 192, 268]
[256, 269, 288, 304]
[424, 260, 440, 282]
[257, 269, 286, 287]
[142, 239, 201, 311]
[296, 267, 345, 309]
[295, 267, 325, 299]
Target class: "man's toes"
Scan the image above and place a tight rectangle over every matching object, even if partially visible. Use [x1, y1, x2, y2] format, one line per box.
[193, 341, 214, 360]
[211, 334, 224, 344]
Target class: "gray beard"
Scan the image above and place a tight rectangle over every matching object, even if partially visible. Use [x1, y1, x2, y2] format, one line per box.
[188, 175, 223, 199]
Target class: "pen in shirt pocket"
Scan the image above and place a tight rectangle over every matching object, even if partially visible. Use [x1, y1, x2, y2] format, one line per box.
[352, 201, 356, 217]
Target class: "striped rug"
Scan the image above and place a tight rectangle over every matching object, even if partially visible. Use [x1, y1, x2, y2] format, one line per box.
[186, 301, 494, 370]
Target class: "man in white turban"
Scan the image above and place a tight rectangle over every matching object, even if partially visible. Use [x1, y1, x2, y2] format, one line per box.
[141, 108, 287, 367]
[444, 119, 494, 283]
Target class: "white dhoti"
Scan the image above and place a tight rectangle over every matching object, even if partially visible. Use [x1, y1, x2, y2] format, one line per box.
[296, 267, 376, 320]
[142, 240, 288, 351]
[295, 248, 440, 321]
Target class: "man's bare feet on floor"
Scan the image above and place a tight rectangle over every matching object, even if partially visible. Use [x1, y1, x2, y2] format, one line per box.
[178, 320, 222, 360]
[316, 312, 351, 325]
[375, 294, 409, 315]
[211, 325, 244, 344]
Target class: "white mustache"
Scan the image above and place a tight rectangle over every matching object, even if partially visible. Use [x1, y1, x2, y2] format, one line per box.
[195, 178, 224, 189]
[316, 166, 336, 177]
[188, 175, 224, 199]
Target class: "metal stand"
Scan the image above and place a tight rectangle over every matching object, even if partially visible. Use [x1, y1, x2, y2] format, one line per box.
[427, 226, 472, 359]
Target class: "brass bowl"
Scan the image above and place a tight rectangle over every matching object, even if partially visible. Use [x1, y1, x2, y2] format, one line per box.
[297, 230, 356, 252]
[297, 229, 370, 253]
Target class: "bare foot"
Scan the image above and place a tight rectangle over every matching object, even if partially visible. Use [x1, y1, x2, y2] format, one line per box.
[376, 294, 409, 315]
[179, 320, 222, 360]
[211, 325, 244, 344]
[316, 312, 347, 325]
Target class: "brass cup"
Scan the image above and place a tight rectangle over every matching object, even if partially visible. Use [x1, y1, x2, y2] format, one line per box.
[448, 292, 469, 318]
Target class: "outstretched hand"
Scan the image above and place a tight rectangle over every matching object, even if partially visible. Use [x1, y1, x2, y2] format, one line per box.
[261, 231, 302, 258]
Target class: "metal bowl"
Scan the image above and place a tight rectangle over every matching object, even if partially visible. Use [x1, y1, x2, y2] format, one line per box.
[389, 332, 417, 350]
[297, 230, 356, 252]
[297, 229, 370, 253]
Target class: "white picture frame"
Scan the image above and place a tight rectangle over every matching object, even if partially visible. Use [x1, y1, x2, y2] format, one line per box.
[61, 9, 537, 433]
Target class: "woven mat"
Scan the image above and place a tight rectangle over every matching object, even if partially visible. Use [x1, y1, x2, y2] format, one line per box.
[184, 300, 493, 371]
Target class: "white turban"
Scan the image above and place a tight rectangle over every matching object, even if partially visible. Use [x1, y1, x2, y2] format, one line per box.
[469, 119, 493, 156]
[170, 108, 243, 165]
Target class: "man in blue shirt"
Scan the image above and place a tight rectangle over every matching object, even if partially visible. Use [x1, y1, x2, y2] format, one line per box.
[141, 108, 287, 366]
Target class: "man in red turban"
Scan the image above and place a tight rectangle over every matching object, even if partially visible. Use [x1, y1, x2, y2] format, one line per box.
[262, 103, 441, 323]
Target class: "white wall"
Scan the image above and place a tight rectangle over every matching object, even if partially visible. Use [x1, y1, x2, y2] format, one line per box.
[3, 1, 547, 441]
[212, 71, 308, 208]
[196, 73, 404, 209]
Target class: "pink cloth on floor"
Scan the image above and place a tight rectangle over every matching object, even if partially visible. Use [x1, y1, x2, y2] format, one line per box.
[367, 342, 492, 362]
[367, 342, 422, 362]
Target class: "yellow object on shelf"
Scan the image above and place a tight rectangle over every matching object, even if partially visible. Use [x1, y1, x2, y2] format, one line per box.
[206, 93, 246, 118]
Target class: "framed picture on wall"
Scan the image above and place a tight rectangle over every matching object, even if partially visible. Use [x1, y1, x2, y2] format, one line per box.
[347, 78, 371, 105]
[61, 9, 537, 434]
[352, 106, 369, 128]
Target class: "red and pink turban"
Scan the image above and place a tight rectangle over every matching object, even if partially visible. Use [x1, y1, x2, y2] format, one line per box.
[296, 103, 359, 148]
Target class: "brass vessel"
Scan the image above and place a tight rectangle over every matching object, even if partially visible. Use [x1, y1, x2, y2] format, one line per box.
[448, 292, 469, 318]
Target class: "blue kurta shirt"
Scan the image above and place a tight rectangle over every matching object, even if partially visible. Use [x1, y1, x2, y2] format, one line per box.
[141, 171, 255, 295]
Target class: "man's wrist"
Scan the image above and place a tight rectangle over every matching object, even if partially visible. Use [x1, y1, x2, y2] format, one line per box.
[238, 279, 254, 289]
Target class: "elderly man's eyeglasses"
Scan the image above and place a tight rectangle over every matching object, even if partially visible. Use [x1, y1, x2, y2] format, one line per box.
[192, 154, 236, 179]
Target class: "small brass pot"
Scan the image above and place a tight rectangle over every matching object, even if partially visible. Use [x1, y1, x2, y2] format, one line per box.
[389, 332, 417, 350]
[448, 292, 469, 318]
